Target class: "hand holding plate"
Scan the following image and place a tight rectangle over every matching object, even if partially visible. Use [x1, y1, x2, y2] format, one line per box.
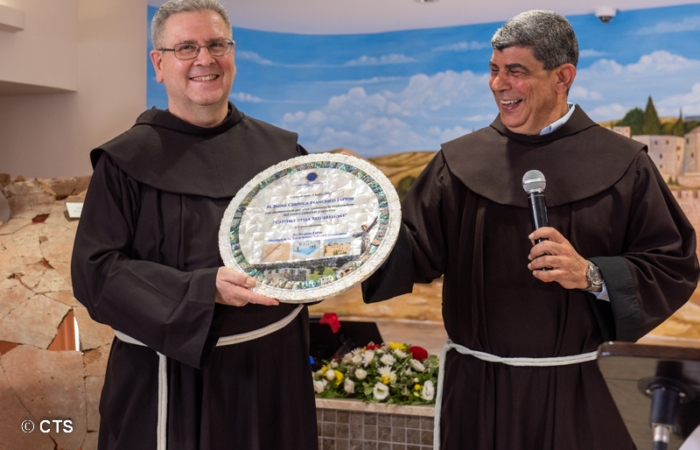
[215, 267, 279, 306]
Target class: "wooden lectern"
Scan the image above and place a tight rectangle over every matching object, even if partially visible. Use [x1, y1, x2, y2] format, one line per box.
[598, 342, 700, 450]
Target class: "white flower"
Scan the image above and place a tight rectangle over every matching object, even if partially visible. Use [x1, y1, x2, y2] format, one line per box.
[411, 359, 426, 373]
[413, 377, 419, 383]
[373, 382, 390, 400]
[380, 354, 396, 366]
[421, 380, 435, 401]
[355, 368, 368, 380]
[344, 378, 356, 394]
[394, 349, 407, 359]
[325, 369, 336, 381]
[378, 366, 397, 385]
[314, 379, 327, 394]
[342, 352, 353, 364]
[330, 360, 339, 368]
[362, 350, 375, 366]
[351, 353, 363, 365]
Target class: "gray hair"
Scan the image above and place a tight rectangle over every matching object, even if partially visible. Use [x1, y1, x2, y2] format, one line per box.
[151, 0, 232, 49]
[491, 10, 578, 70]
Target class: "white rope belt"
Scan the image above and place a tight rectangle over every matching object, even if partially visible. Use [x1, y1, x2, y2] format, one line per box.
[114, 304, 303, 450]
[433, 338, 598, 450]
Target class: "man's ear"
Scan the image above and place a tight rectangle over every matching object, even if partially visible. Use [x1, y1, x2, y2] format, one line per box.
[150, 50, 165, 84]
[555, 63, 576, 95]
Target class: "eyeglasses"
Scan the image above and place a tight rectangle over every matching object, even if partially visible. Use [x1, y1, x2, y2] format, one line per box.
[158, 40, 233, 60]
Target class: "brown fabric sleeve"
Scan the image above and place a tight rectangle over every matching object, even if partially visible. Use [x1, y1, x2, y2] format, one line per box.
[591, 152, 699, 341]
[71, 154, 217, 368]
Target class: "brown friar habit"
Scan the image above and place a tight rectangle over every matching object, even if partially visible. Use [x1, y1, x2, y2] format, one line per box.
[71, 104, 318, 450]
[363, 106, 699, 450]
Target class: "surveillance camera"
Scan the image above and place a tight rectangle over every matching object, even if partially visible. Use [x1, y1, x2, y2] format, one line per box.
[594, 7, 617, 23]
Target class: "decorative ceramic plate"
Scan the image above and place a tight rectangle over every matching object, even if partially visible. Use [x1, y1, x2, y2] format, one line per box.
[219, 153, 401, 303]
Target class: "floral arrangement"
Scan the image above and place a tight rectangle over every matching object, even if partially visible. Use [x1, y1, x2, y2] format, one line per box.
[312, 342, 439, 405]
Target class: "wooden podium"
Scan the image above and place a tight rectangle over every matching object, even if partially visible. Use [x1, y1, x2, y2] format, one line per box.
[598, 342, 700, 450]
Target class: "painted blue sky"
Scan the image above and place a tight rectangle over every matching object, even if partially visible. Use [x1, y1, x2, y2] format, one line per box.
[147, 4, 700, 156]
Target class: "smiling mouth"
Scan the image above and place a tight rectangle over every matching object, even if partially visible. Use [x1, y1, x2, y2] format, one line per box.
[190, 75, 219, 81]
[500, 99, 523, 111]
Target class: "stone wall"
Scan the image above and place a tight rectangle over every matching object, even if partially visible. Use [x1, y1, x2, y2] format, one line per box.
[0, 175, 113, 450]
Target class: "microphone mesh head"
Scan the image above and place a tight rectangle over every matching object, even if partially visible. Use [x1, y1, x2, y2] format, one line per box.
[522, 170, 546, 194]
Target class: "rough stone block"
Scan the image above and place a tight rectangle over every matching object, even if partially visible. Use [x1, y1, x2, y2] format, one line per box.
[0, 295, 70, 348]
[82, 431, 99, 450]
[74, 307, 114, 350]
[0, 173, 10, 188]
[44, 200, 82, 230]
[45, 290, 82, 307]
[0, 242, 45, 280]
[37, 177, 78, 198]
[0, 356, 55, 450]
[0, 278, 33, 320]
[73, 177, 90, 196]
[34, 266, 73, 293]
[1, 345, 87, 450]
[3, 180, 56, 219]
[12, 261, 47, 290]
[0, 218, 32, 235]
[2, 222, 64, 250]
[85, 375, 104, 431]
[83, 343, 111, 377]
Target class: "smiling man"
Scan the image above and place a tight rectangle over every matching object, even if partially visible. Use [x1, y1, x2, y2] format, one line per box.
[363, 10, 699, 450]
[71, 1, 317, 449]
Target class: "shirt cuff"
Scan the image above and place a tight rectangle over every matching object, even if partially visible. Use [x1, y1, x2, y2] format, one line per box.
[593, 281, 610, 301]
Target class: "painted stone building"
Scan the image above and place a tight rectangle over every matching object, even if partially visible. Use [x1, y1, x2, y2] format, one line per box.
[627, 127, 700, 185]
[681, 127, 700, 187]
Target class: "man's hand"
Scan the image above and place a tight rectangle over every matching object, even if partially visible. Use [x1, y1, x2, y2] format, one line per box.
[215, 267, 279, 306]
[527, 227, 591, 290]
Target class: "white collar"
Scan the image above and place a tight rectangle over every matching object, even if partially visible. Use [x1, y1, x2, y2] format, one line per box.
[539, 103, 575, 136]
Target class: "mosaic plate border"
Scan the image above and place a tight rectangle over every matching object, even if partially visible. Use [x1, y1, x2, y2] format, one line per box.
[219, 153, 402, 303]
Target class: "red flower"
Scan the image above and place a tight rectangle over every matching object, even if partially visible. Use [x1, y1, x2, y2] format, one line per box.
[408, 346, 428, 361]
[320, 313, 341, 333]
[365, 344, 381, 351]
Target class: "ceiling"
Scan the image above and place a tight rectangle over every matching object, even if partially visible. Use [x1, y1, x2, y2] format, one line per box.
[147, 0, 698, 34]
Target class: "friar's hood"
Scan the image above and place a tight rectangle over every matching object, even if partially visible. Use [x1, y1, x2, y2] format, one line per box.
[441, 106, 647, 208]
[91, 103, 300, 198]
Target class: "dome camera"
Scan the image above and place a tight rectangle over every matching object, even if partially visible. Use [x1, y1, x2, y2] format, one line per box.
[595, 7, 617, 23]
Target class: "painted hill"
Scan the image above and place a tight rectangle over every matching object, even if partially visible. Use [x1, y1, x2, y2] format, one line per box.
[598, 116, 682, 129]
[325, 148, 436, 188]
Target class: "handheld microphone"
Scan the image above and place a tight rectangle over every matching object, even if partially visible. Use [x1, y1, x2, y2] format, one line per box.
[522, 170, 548, 244]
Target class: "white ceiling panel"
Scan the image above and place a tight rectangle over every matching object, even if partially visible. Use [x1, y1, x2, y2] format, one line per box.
[147, 0, 699, 34]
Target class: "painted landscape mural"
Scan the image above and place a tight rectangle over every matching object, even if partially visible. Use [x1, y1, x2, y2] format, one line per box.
[147, 4, 700, 340]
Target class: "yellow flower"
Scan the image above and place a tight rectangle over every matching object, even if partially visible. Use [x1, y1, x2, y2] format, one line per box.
[320, 365, 328, 375]
[334, 371, 344, 386]
[381, 374, 391, 385]
[414, 384, 422, 391]
[389, 342, 406, 351]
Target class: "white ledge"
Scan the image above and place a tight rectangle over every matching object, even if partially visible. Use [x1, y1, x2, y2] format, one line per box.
[315, 397, 435, 417]
[0, 5, 24, 33]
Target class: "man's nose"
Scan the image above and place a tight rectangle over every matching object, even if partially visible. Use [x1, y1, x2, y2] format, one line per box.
[193, 46, 216, 65]
[490, 73, 509, 91]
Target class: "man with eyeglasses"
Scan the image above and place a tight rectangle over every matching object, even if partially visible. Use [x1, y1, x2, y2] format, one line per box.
[71, 1, 318, 449]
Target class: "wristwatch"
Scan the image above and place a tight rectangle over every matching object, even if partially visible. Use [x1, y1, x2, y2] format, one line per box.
[583, 260, 603, 292]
